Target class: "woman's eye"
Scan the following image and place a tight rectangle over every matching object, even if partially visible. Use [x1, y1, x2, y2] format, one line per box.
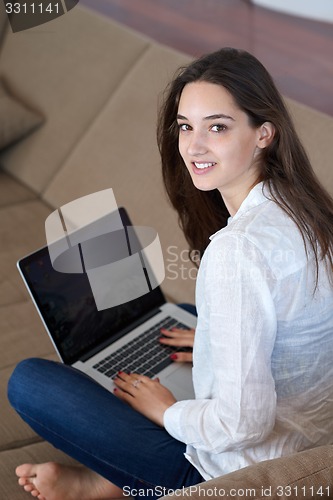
[178, 123, 191, 132]
[211, 124, 227, 133]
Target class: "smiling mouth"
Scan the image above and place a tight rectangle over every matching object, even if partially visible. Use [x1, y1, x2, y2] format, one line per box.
[193, 162, 216, 170]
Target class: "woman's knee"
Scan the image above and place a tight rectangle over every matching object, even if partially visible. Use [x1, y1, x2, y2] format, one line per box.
[7, 358, 57, 409]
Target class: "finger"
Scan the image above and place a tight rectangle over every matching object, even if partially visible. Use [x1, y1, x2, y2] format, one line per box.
[113, 385, 134, 404]
[126, 373, 152, 385]
[113, 377, 133, 395]
[115, 372, 146, 384]
[160, 336, 194, 347]
[113, 374, 152, 404]
[160, 330, 195, 346]
[114, 372, 150, 395]
[161, 334, 195, 343]
[161, 328, 195, 338]
[170, 352, 193, 363]
[114, 373, 137, 395]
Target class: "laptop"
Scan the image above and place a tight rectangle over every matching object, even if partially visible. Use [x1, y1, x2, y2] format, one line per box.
[17, 208, 196, 400]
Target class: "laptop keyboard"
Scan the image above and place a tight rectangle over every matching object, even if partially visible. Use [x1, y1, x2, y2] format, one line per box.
[92, 316, 191, 379]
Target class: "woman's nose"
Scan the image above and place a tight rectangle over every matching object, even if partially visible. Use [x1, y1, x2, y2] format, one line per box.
[187, 131, 208, 156]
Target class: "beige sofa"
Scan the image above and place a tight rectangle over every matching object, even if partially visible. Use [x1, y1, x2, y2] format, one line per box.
[0, 4, 332, 499]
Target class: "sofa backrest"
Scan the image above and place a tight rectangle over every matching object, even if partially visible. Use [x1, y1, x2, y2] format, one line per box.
[0, 6, 169, 192]
[285, 97, 333, 192]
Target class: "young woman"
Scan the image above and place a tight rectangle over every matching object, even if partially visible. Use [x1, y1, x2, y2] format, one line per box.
[8, 47, 333, 500]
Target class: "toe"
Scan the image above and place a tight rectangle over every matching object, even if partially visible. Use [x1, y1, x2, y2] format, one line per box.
[23, 483, 34, 492]
[16, 463, 37, 478]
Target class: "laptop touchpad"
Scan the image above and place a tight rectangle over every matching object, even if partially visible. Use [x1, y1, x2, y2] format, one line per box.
[162, 365, 195, 400]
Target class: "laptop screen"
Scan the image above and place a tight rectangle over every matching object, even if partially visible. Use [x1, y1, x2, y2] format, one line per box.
[18, 210, 166, 365]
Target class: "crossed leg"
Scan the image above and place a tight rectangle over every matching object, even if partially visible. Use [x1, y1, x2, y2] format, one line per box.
[8, 358, 203, 500]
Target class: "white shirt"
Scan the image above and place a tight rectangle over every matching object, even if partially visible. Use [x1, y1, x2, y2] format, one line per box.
[164, 182, 333, 480]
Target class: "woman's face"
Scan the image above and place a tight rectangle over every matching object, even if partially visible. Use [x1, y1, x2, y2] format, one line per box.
[177, 81, 269, 215]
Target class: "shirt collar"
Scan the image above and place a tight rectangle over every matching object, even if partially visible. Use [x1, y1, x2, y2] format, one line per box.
[210, 182, 270, 240]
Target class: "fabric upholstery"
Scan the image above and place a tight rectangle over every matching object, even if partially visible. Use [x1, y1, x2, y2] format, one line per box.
[0, 171, 36, 208]
[0, 1, 7, 48]
[0, 303, 56, 366]
[162, 445, 333, 499]
[0, 364, 45, 450]
[0, 6, 150, 193]
[0, 442, 78, 499]
[0, 78, 43, 150]
[0, 201, 51, 307]
[285, 97, 333, 190]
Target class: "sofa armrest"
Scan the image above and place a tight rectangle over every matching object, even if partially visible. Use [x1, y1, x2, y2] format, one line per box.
[162, 445, 333, 499]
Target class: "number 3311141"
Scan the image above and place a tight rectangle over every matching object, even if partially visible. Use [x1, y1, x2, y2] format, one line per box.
[5, 3, 61, 14]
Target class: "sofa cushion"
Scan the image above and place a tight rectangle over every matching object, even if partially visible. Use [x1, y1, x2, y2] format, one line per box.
[285, 98, 333, 197]
[1, 363, 44, 450]
[0, 6, 151, 193]
[0, 302, 56, 367]
[0, 441, 78, 499]
[1, 355, 58, 452]
[0, 200, 51, 308]
[0, 171, 36, 208]
[162, 445, 333, 499]
[0, 267, 27, 307]
[0, 78, 43, 150]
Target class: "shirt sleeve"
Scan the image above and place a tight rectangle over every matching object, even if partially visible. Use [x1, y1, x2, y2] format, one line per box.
[164, 233, 278, 453]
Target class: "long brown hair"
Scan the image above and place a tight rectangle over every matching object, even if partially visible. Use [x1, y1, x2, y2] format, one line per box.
[157, 47, 333, 281]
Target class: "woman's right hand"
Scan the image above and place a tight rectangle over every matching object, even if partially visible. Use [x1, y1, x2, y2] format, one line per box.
[159, 327, 195, 363]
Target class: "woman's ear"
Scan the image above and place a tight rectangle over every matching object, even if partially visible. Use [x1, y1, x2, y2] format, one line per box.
[257, 122, 275, 149]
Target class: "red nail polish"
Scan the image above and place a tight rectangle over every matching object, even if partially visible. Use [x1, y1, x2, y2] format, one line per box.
[170, 354, 178, 360]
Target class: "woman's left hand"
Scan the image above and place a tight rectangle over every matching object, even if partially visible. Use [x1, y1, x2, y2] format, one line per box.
[113, 372, 177, 426]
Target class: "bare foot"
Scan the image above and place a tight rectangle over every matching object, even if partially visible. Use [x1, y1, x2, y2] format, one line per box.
[16, 462, 124, 500]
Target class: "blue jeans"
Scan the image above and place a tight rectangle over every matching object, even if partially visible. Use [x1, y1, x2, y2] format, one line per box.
[7, 304, 202, 498]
